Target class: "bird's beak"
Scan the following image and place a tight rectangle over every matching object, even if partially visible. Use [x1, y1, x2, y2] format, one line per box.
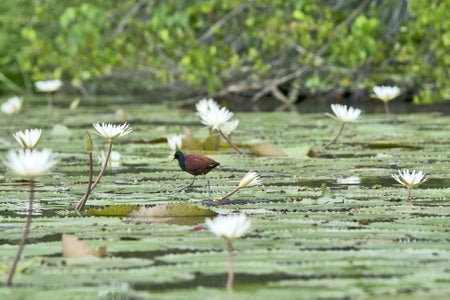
[170, 157, 175, 163]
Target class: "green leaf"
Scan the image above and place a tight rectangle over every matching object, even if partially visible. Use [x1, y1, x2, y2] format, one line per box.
[87, 205, 140, 217]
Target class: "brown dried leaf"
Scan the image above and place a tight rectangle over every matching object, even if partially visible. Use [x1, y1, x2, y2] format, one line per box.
[250, 142, 287, 157]
[62, 234, 107, 258]
[128, 203, 217, 225]
[183, 127, 203, 150]
[62, 234, 94, 258]
[203, 132, 221, 150]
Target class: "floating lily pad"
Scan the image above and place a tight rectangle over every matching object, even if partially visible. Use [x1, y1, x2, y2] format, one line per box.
[250, 142, 287, 156]
[128, 203, 217, 225]
[51, 124, 72, 137]
[183, 127, 203, 150]
[1, 102, 450, 299]
[62, 233, 107, 258]
[87, 205, 140, 217]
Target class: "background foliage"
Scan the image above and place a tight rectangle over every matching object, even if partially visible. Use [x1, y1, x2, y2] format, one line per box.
[0, 0, 448, 103]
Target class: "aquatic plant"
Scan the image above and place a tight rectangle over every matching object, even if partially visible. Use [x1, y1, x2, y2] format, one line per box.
[167, 134, 183, 152]
[3, 149, 57, 286]
[392, 169, 428, 201]
[324, 104, 361, 149]
[220, 171, 263, 200]
[372, 85, 401, 116]
[1, 96, 22, 115]
[205, 214, 252, 290]
[75, 122, 132, 211]
[197, 98, 243, 154]
[13, 129, 42, 150]
[34, 79, 63, 118]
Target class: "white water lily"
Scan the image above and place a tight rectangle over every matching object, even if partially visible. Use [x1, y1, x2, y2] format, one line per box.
[324, 104, 361, 149]
[220, 171, 263, 200]
[373, 86, 401, 103]
[13, 129, 42, 150]
[238, 171, 262, 188]
[206, 214, 251, 242]
[35, 79, 63, 118]
[205, 214, 251, 290]
[1, 96, 22, 115]
[392, 169, 428, 201]
[167, 134, 183, 151]
[77, 123, 132, 211]
[4, 149, 57, 180]
[92, 122, 133, 141]
[373, 86, 401, 118]
[220, 119, 240, 136]
[200, 106, 234, 131]
[35, 79, 63, 93]
[196, 98, 243, 154]
[392, 169, 428, 188]
[4, 148, 58, 286]
[196, 98, 220, 115]
[329, 104, 361, 123]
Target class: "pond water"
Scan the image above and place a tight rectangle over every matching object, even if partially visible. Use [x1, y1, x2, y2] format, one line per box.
[0, 96, 449, 299]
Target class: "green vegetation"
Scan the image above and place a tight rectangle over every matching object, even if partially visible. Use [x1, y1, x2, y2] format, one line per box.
[0, 1, 449, 103]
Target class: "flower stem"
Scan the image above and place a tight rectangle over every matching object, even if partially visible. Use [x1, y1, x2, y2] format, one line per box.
[384, 102, 398, 124]
[76, 141, 113, 211]
[226, 240, 234, 290]
[406, 187, 412, 201]
[220, 186, 241, 201]
[218, 130, 243, 154]
[47, 93, 53, 118]
[75, 152, 94, 212]
[324, 122, 345, 149]
[383, 101, 391, 115]
[6, 180, 35, 286]
[89, 141, 113, 192]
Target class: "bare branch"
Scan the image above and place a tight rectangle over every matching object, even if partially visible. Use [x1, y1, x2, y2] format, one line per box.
[111, 0, 150, 39]
[198, 3, 251, 43]
[250, 0, 372, 102]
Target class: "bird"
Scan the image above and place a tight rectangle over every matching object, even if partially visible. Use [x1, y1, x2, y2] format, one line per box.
[170, 151, 220, 196]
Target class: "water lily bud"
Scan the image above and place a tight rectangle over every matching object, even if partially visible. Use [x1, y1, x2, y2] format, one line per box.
[85, 132, 93, 153]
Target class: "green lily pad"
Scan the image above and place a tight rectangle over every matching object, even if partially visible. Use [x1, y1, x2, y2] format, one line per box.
[51, 124, 72, 137]
[87, 205, 140, 217]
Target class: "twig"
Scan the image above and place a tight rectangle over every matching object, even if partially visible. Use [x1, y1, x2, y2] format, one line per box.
[111, 0, 150, 39]
[270, 85, 294, 105]
[198, 3, 251, 43]
[251, 0, 372, 102]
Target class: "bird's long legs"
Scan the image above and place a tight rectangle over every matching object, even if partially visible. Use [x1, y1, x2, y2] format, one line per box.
[173, 177, 196, 193]
[206, 178, 211, 197]
[172, 176, 212, 197]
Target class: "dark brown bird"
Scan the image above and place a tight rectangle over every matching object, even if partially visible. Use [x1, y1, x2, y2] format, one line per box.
[171, 151, 220, 196]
